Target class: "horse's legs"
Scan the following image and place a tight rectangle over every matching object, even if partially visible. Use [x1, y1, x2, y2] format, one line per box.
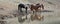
[30, 8, 34, 14]
[18, 7, 23, 12]
[25, 7, 27, 14]
[33, 11, 34, 14]
[18, 7, 22, 13]
[25, 7, 28, 19]
[20, 8, 23, 12]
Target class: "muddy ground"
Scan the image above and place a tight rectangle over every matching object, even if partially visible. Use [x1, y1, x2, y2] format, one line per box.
[0, 0, 60, 24]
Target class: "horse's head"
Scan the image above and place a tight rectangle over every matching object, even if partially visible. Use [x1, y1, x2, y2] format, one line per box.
[36, 4, 44, 10]
[40, 4, 44, 9]
[36, 3, 40, 5]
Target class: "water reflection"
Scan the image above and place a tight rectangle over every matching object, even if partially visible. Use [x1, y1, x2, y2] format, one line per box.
[18, 10, 44, 24]
[39, 10, 54, 12]
[17, 9, 56, 24]
[30, 13, 44, 21]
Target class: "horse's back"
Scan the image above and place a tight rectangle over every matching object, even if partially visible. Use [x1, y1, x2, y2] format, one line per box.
[18, 4, 25, 8]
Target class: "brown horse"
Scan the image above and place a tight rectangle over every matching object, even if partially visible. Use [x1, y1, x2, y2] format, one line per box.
[30, 3, 44, 12]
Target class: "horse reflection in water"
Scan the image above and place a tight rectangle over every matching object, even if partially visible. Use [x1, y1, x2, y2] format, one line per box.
[30, 13, 44, 21]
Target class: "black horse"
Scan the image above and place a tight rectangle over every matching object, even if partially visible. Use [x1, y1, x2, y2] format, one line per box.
[18, 3, 28, 19]
[18, 3, 28, 13]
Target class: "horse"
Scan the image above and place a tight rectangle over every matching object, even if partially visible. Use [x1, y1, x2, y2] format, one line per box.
[18, 3, 28, 13]
[30, 3, 44, 13]
[18, 3, 30, 19]
[26, 3, 44, 14]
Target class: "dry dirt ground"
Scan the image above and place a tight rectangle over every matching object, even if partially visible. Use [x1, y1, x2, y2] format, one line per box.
[0, 0, 60, 24]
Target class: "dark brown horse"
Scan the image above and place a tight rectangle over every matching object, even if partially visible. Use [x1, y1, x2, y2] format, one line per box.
[30, 3, 44, 12]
